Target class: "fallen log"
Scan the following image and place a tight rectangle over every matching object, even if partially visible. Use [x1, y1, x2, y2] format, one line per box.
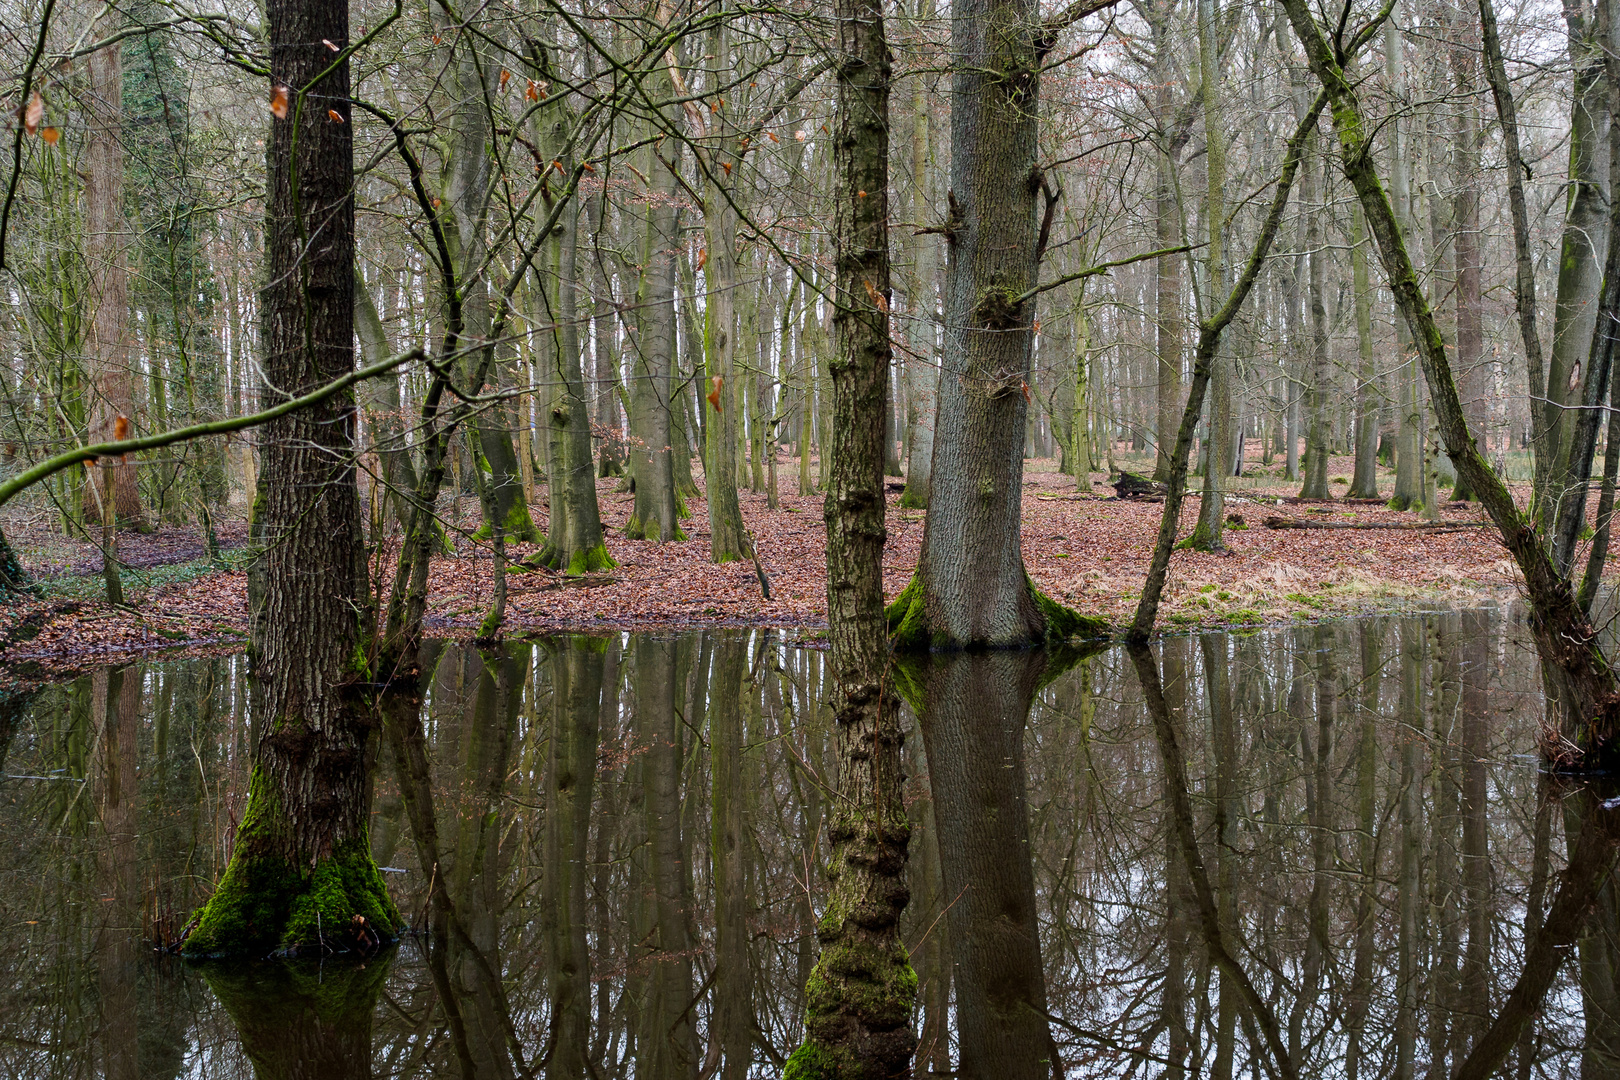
[1263, 515, 1490, 531]
[1114, 471, 1168, 499]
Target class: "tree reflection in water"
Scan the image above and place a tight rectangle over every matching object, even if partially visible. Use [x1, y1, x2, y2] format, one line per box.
[8, 611, 1620, 1076]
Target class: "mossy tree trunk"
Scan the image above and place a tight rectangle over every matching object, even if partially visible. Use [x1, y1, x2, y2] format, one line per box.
[783, 0, 916, 1073]
[883, 0, 1096, 649]
[181, 0, 399, 957]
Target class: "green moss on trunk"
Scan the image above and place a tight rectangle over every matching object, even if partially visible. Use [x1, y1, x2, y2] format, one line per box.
[535, 540, 619, 575]
[885, 569, 1109, 649]
[1028, 579, 1110, 641]
[473, 499, 542, 543]
[182, 771, 401, 958]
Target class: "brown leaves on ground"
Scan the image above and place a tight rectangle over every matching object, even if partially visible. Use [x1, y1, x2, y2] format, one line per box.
[0, 454, 1547, 677]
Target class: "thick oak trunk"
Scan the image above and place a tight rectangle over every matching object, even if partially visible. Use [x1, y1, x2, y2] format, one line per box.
[885, 0, 1098, 649]
[182, 0, 398, 956]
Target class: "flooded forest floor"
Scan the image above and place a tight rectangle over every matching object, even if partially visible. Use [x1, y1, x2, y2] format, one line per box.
[0, 453, 1531, 679]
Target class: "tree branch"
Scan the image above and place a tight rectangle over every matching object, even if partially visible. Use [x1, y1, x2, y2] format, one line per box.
[0, 349, 424, 510]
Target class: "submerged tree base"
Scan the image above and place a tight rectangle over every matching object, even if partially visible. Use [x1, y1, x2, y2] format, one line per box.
[181, 772, 402, 958]
[885, 570, 1110, 651]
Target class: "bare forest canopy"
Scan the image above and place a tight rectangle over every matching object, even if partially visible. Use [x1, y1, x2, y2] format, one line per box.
[0, 0, 1588, 535]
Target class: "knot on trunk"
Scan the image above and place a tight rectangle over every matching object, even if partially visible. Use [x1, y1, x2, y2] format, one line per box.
[973, 283, 1024, 331]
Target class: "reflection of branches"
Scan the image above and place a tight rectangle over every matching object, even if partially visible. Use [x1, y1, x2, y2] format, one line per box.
[1127, 642, 1299, 1080]
[1453, 787, 1620, 1080]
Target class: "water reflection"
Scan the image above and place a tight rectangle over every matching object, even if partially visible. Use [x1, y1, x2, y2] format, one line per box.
[5, 610, 1620, 1076]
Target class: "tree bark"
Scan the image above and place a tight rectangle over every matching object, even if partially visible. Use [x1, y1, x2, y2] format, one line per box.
[537, 185, 614, 574]
[785, 0, 916, 1070]
[1299, 141, 1332, 500]
[1347, 202, 1380, 498]
[885, 0, 1097, 649]
[1541, 0, 1611, 512]
[626, 101, 686, 543]
[182, 0, 399, 956]
[82, 32, 145, 530]
[1187, 0, 1232, 546]
[901, 56, 939, 511]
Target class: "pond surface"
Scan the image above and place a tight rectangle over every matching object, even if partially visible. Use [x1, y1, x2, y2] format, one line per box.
[0, 608, 1613, 1078]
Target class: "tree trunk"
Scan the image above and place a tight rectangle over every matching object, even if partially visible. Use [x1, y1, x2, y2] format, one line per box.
[1300, 141, 1332, 499]
[1187, 0, 1231, 546]
[885, 0, 1096, 649]
[182, 0, 399, 956]
[453, 33, 538, 545]
[785, 0, 916, 1070]
[901, 60, 939, 510]
[1541, 2, 1611, 512]
[537, 189, 614, 574]
[1150, 13, 1188, 484]
[82, 33, 145, 530]
[700, 30, 753, 565]
[1347, 202, 1381, 498]
[626, 99, 685, 543]
[1449, 35, 1484, 503]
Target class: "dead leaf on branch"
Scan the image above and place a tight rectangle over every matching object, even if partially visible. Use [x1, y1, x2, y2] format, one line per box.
[23, 92, 43, 135]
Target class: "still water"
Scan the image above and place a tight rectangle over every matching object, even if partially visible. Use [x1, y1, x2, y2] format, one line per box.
[0, 608, 1613, 1078]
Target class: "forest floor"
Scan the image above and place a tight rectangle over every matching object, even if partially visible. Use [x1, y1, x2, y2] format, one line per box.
[0, 451, 1540, 675]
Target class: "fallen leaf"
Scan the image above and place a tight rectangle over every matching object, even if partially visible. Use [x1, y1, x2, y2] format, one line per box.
[269, 85, 290, 119]
[40, 126, 59, 145]
[323, 38, 339, 51]
[23, 92, 42, 135]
